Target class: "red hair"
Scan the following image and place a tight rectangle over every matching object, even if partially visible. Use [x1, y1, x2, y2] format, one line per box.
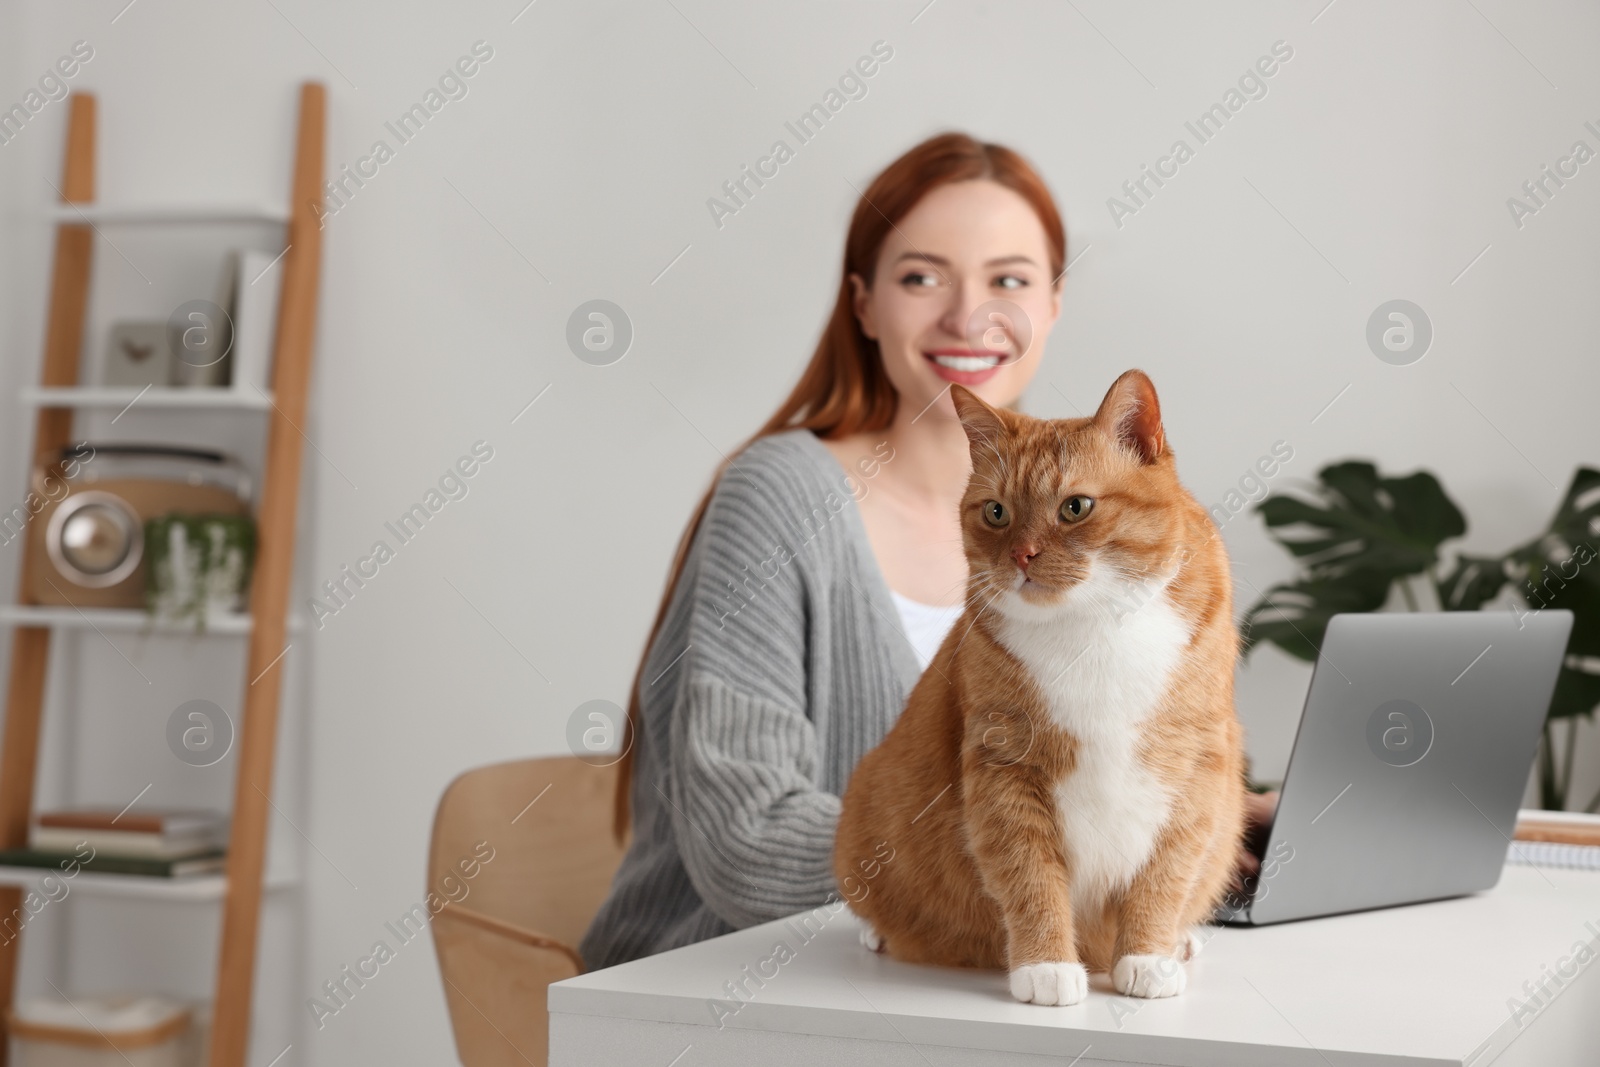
[612, 131, 1066, 840]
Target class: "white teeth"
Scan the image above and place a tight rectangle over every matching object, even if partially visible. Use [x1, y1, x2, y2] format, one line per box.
[930, 353, 1001, 371]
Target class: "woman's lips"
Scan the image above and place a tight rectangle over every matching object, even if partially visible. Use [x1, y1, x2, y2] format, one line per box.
[924, 348, 1006, 386]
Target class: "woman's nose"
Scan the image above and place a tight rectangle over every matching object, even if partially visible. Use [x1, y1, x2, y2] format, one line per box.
[937, 281, 987, 344]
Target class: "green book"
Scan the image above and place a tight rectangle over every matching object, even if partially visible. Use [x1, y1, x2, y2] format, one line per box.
[0, 847, 226, 878]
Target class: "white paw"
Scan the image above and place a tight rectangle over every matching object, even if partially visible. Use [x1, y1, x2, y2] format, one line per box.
[1112, 953, 1186, 998]
[858, 920, 885, 954]
[1174, 926, 1207, 962]
[1008, 961, 1089, 1006]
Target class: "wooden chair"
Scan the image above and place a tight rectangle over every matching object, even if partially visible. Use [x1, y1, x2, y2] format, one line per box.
[428, 756, 627, 1066]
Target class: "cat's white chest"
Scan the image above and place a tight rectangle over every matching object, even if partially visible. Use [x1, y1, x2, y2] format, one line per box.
[993, 558, 1190, 909]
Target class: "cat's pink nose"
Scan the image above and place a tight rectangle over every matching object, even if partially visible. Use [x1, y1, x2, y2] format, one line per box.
[1012, 545, 1038, 572]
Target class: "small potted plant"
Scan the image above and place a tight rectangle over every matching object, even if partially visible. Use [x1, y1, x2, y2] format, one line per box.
[144, 512, 257, 631]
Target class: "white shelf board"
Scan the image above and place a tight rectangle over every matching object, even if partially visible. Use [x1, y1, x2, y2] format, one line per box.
[19, 386, 273, 410]
[0, 866, 298, 902]
[0, 606, 305, 635]
[0, 867, 227, 901]
[50, 203, 289, 226]
[0, 605, 254, 635]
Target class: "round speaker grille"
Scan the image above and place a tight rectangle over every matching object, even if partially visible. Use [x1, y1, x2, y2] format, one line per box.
[45, 491, 144, 589]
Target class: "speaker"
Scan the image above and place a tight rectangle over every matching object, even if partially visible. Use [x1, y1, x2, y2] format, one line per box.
[22, 444, 252, 609]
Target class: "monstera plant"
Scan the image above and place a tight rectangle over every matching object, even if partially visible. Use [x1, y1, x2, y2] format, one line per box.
[1241, 462, 1600, 812]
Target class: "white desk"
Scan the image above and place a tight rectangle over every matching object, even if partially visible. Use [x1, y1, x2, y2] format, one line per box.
[551, 864, 1600, 1066]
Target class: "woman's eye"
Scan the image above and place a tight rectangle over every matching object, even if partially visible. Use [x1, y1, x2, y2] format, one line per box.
[994, 274, 1027, 291]
[1059, 495, 1094, 523]
[900, 271, 940, 288]
[982, 501, 1009, 528]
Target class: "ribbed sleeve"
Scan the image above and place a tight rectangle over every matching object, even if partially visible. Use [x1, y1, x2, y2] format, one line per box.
[577, 429, 921, 971]
[670, 674, 842, 926]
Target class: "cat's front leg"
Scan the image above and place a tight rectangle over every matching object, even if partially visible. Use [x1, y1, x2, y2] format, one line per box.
[1008, 959, 1089, 1006]
[963, 759, 1085, 1006]
[856, 915, 886, 954]
[1111, 815, 1219, 998]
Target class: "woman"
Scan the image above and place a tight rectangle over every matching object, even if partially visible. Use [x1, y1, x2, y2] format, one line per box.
[579, 132, 1275, 971]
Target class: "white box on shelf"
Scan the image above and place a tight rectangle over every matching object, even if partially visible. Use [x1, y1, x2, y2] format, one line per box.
[228, 248, 283, 396]
[168, 253, 236, 389]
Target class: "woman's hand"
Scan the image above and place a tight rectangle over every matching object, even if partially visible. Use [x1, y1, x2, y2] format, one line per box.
[1228, 790, 1280, 900]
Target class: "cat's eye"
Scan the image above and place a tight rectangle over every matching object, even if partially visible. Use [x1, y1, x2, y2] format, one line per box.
[1059, 495, 1094, 523]
[981, 501, 1009, 528]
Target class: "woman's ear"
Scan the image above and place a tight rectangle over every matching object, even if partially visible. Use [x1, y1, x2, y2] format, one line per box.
[849, 272, 877, 340]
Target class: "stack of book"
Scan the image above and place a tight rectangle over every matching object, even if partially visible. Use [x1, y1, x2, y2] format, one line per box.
[0, 809, 228, 878]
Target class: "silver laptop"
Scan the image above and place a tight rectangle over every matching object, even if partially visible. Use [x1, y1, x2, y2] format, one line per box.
[1217, 608, 1573, 926]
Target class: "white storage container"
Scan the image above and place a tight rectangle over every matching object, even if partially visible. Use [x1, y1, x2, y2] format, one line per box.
[6, 995, 191, 1067]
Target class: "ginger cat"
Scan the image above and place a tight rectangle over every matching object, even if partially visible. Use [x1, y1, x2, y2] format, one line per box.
[833, 370, 1246, 1005]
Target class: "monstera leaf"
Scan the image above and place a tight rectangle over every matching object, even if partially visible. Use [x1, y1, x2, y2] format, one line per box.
[1502, 467, 1600, 725]
[1241, 461, 1466, 660]
[1435, 553, 1513, 611]
[1523, 466, 1600, 554]
[1241, 571, 1391, 661]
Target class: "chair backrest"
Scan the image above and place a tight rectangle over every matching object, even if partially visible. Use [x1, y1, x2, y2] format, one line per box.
[428, 754, 627, 952]
[428, 756, 628, 1066]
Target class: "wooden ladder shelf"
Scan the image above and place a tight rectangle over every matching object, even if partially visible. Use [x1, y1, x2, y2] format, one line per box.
[0, 82, 326, 1067]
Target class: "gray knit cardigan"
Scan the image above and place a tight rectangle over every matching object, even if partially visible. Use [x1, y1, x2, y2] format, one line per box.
[578, 428, 923, 971]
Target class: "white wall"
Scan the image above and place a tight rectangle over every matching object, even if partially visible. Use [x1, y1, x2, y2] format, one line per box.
[2, 1, 1598, 1063]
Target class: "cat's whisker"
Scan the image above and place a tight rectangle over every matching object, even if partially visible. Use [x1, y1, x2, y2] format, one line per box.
[963, 567, 997, 604]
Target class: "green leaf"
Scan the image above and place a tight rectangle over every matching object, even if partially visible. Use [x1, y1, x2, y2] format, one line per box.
[1243, 461, 1466, 660]
[1255, 461, 1465, 579]
[1547, 661, 1600, 723]
[1241, 570, 1392, 661]
[1384, 471, 1469, 548]
[1528, 467, 1600, 553]
[1507, 467, 1600, 662]
[1436, 554, 1511, 611]
[1492, 468, 1600, 727]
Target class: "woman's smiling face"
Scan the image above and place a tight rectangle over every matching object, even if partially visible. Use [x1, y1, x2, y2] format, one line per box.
[851, 178, 1062, 420]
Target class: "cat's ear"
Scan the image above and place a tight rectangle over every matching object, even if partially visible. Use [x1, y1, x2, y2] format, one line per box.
[950, 385, 1007, 453]
[1094, 370, 1166, 464]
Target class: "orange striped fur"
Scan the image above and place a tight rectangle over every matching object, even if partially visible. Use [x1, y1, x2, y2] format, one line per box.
[834, 370, 1247, 1003]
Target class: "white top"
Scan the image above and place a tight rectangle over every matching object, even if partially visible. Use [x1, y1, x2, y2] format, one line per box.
[549, 864, 1600, 1066]
[889, 589, 964, 670]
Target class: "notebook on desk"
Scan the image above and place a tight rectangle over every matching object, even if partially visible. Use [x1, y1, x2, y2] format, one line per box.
[1507, 808, 1600, 871]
